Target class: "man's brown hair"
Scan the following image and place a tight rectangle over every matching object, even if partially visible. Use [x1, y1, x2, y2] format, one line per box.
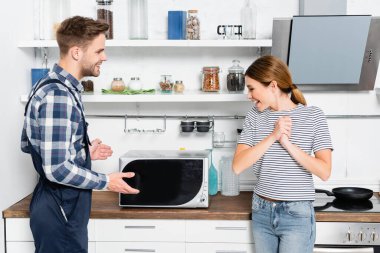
[56, 16, 109, 56]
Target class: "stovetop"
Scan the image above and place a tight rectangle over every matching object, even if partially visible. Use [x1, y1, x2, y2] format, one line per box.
[314, 194, 380, 213]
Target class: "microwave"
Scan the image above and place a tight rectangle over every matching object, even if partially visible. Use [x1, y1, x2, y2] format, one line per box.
[119, 150, 210, 208]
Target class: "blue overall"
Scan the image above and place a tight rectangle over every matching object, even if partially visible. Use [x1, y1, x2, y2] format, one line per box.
[25, 79, 92, 253]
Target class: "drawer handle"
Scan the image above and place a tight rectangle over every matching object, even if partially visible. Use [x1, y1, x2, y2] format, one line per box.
[124, 226, 156, 229]
[124, 249, 156, 252]
[215, 226, 247, 231]
[216, 251, 247, 253]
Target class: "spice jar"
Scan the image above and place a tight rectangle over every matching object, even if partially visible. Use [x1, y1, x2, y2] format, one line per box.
[202, 66, 220, 92]
[111, 77, 125, 92]
[173, 80, 185, 93]
[128, 77, 142, 90]
[96, 0, 113, 39]
[227, 60, 245, 92]
[159, 75, 173, 93]
[186, 10, 200, 40]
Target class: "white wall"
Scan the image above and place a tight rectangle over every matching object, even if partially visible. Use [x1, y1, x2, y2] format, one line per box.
[1, 0, 380, 252]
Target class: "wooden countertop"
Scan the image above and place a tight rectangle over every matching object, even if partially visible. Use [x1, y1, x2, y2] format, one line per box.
[3, 191, 380, 222]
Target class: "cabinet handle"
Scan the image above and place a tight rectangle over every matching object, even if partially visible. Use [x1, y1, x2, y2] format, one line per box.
[124, 226, 156, 229]
[215, 226, 247, 231]
[124, 249, 156, 252]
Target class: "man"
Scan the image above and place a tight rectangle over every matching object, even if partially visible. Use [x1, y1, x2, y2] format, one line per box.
[21, 16, 139, 253]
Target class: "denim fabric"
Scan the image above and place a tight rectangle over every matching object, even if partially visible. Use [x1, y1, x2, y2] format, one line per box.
[252, 194, 316, 253]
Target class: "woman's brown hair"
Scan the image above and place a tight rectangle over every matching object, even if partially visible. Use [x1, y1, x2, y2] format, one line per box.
[56, 16, 109, 56]
[245, 55, 306, 105]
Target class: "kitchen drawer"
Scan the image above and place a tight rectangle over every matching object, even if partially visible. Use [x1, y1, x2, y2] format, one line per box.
[5, 218, 96, 242]
[96, 242, 185, 253]
[186, 242, 255, 253]
[94, 219, 186, 242]
[6, 242, 95, 253]
[186, 220, 253, 243]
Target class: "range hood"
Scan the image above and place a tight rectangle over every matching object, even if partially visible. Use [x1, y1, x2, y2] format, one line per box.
[271, 15, 380, 91]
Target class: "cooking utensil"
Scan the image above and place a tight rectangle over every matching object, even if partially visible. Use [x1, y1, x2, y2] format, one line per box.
[316, 187, 373, 201]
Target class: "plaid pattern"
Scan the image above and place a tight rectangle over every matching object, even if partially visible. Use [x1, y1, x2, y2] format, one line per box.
[21, 64, 108, 190]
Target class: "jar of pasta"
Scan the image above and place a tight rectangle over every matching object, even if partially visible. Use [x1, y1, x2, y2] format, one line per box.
[202, 66, 220, 92]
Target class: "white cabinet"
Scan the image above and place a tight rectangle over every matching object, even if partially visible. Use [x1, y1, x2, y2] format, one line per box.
[5, 218, 254, 253]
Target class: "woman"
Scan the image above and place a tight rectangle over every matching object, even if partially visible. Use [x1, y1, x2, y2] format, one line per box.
[233, 55, 333, 253]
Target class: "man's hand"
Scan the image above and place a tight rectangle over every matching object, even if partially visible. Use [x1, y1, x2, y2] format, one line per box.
[90, 138, 113, 160]
[107, 172, 140, 194]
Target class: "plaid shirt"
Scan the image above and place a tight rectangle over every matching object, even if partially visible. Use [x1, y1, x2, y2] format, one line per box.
[21, 64, 108, 190]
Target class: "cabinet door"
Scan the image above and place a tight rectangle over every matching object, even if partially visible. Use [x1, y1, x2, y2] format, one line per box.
[94, 219, 185, 242]
[6, 242, 34, 253]
[186, 242, 255, 253]
[6, 218, 33, 241]
[186, 220, 253, 243]
[96, 242, 185, 253]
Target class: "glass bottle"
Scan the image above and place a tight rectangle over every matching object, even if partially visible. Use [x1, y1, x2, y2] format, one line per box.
[128, 77, 142, 90]
[128, 0, 148, 39]
[111, 77, 125, 92]
[96, 0, 113, 39]
[227, 60, 245, 92]
[159, 75, 173, 93]
[208, 150, 218, 195]
[173, 80, 185, 93]
[241, 0, 256, 39]
[186, 10, 200, 40]
[202, 66, 220, 92]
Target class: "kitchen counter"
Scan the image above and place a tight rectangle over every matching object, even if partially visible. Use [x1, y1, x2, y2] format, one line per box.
[3, 192, 380, 222]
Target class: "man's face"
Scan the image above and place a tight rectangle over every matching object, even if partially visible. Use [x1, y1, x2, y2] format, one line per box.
[80, 34, 107, 77]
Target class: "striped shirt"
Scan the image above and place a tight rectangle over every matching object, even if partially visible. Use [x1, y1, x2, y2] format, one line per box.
[238, 104, 333, 201]
[21, 64, 108, 190]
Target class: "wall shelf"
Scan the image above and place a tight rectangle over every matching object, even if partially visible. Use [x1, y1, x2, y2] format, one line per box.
[20, 91, 251, 103]
[17, 39, 272, 48]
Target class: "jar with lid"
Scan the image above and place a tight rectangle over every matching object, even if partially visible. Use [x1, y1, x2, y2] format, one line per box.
[128, 0, 148, 39]
[96, 0, 113, 39]
[202, 66, 220, 92]
[159, 75, 173, 93]
[186, 10, 200, 40]
[227, 60, 245, 92]
[111, 77, 125, 92]
[173, 80, 185, 93]
[128, 77, 142, 90]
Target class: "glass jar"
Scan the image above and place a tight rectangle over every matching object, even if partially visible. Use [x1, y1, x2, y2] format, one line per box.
[186, 10, 200, 40]
[173, 80, 185, 93]
[128, 0, 148, 39]
[111, 77, 125, 92]
[202, 66, 220, 92]
[35, 0, 70, 39]
[227, 60, 245, 92]
[96, 0, 113, 39]
[159, 75, 173, 93]
[220, 155, 239, 196]
[128, 77, 142, 90]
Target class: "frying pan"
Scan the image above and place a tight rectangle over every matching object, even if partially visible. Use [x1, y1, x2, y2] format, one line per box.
[315, 187, 373, 201]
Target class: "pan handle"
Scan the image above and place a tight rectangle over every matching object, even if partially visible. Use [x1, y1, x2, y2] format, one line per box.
[315, 189, 334, 196]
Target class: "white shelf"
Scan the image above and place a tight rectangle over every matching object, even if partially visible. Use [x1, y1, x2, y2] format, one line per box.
[20, 91, 251, 103]
[17, 39, 272, 48]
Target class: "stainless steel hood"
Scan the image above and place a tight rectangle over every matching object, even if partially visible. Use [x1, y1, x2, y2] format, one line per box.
[271, 15, 380, 91]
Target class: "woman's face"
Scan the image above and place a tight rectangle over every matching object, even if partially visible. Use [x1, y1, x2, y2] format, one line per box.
[245, 76, 273, 112]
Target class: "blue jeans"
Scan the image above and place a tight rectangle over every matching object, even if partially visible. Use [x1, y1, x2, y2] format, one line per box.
[252, 194, 316, 253]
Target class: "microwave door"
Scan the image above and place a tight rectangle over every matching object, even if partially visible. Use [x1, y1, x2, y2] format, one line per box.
[120, 159, 204, 206]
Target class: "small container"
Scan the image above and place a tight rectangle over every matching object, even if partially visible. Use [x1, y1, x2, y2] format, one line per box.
[186, 10, 200, 40]
[202, 66, 220, 92]
[81, 80, 94, 92]
[213, 132, 225, 148]
[128, 77, 142, 90]
[96, 0, 113, 39]
[180, 121, 195, 132]
[220, 155, 239, 196]
[128, 0, 148, 39]
[173, 80, 185, 93]
[159, 75, 173, 93]
[227, 60, 245, 92]
[111, 77, 125, 92]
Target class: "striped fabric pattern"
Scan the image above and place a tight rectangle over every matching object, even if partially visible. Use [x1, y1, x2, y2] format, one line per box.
[238, 104, 333, 201]
[21, 64, 108, 190]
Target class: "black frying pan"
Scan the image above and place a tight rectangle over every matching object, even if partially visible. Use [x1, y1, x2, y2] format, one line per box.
[316, 187, 373, 201]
